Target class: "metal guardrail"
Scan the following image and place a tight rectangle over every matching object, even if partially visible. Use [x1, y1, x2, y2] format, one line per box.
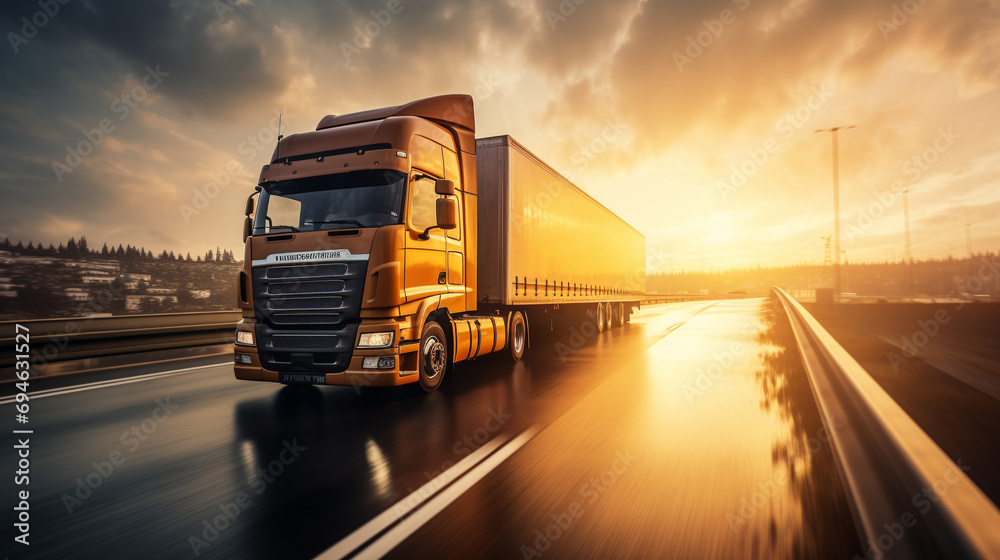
[0, 297, 727, 366]
[641, 294, 747, 304]
[772, 287, 1000, 559]
[0, 311, 241, 368]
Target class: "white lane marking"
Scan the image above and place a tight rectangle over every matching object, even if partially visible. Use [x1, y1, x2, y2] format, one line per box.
[317, 426, 539, 560]
[317, 430, 516, 560]
[0, 362, 229, 404]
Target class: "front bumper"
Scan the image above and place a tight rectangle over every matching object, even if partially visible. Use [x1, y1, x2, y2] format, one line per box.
[234, 327, 420, 387]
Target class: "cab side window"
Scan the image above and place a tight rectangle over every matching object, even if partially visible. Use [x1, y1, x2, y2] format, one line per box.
[409, 175, 437, 232]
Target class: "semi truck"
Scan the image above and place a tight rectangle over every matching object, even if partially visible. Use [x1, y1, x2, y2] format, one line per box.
[233, 94, 644, 391]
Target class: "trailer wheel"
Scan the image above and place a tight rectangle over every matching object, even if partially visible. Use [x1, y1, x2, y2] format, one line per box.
[509, 311, 526, 361]
[605, 303, 613, 330]
[595, 303, 607, 333]
[418, 321, 448, 392]
[612, 302, 624, 328]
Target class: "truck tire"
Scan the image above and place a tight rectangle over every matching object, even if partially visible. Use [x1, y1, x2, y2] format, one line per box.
[605, 303, 614, 330]
[613, 302, 624, 328]
[418, 321, 448, 392]
[509, 311, 526, 361]
[595, 303, 607, 333]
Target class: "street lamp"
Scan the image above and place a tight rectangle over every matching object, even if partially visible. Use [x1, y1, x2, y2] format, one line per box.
[892, 186, 914, 294]
[965, 220, 974, 258]
[815, 125, 855, 298]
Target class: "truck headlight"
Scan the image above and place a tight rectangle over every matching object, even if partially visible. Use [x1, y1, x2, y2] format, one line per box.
[236, 330, 254, 346]
[358, 332, 393, 348]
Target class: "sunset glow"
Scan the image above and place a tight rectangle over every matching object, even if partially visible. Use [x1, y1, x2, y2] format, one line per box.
[2, 0, 998, 270]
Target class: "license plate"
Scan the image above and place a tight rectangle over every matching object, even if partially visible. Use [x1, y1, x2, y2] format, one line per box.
[280, 373, 326, 385]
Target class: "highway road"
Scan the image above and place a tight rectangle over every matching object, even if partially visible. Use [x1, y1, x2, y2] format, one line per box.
[4, 300, 866, 559]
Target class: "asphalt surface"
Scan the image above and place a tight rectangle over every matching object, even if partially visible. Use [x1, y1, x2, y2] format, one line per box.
[2, 299, 863, 559]
[813, 303, 1000, 507]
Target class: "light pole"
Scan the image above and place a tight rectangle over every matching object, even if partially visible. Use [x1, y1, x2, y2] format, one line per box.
[965, 221, 974, 258]
[841, 249, 848, 293]
[815, 125, 855, 298]
[893, 186, 914, 294]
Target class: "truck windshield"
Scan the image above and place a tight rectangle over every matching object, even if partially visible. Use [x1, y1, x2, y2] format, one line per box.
[253, 170, 405, 235]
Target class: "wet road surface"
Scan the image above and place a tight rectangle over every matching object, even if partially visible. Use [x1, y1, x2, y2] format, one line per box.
[2, 299, 862, 559]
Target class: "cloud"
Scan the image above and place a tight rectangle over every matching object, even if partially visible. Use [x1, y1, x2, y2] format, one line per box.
[0, 0, 999, 265]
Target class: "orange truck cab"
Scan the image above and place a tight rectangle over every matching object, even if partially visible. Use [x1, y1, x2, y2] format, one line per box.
[234, 94, 644, 391]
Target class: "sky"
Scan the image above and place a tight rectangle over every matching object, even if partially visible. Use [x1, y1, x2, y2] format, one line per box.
[1, 0, 998, 272]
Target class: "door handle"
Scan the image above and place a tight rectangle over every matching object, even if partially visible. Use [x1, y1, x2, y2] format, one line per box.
[438, 271, 447, 284]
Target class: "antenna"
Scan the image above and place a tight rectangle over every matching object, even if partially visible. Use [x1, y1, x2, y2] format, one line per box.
[276, 113, 283, 162]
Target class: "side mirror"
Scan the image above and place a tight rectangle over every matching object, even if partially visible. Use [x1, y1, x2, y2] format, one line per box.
[435, 179, 456, 196]
[436, 198, 458, 230]
[245, 192, 256, 216]
[243, 216, 252, 242]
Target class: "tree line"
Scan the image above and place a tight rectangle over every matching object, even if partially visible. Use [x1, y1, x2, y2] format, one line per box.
[0, 236, 239, 264]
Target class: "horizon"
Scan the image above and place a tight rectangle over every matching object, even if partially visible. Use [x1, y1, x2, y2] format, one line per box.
[3, 233, 997, 272]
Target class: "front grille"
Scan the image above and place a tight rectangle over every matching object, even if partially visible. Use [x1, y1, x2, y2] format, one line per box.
[252, 259, 367, 373]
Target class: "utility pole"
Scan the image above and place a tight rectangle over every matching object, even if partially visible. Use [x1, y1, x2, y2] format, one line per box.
[815, 125, 855, 299]
[841, 249, 848, 293]
[965, 221, 973, 258]
[893, 186, 914, 294]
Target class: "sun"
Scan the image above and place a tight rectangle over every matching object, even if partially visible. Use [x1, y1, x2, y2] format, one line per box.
[706, 213, 737, 244]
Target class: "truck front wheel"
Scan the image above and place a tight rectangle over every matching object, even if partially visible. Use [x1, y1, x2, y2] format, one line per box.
[418, 321, 448, 392]
[509, 311, 526, 361]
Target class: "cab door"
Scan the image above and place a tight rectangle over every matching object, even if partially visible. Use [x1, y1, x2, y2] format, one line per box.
[443, 148, 464, 294]
[404, 174, 449, 301]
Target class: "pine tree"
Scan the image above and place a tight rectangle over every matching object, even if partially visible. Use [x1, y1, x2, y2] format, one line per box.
[101, 243, 110, 256]
[79, 236, 89, 256]
[66, 237, 78, 257]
